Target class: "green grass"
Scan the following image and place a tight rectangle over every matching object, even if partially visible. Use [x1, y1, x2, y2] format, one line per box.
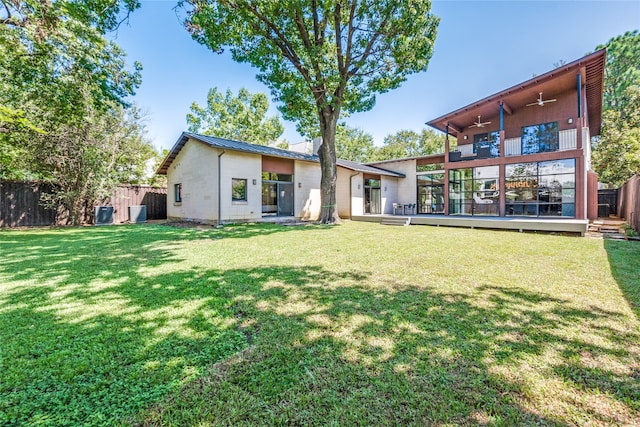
[1, 222, 638, 426]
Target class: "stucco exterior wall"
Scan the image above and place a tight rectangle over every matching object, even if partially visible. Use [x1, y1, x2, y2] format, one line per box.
[336, 168, 356, 218]
[373, 159, 417, 207]
[294, 161, 322, 220]
[380, 177, 398, 214]
[220, 151, 262, 223]
[166, 139, 218, 223]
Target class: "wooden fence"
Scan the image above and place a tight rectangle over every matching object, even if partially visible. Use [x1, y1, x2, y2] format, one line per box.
[618, 175, 640, 232]
[0, 181, 167, 227]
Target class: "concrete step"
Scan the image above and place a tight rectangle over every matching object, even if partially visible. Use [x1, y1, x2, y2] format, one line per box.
[381, 216, 411, 226]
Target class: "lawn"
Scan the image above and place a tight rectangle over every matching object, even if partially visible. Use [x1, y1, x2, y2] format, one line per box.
[0, 221, 638, 426]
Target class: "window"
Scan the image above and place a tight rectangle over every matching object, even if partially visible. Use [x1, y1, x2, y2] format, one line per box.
[232, 178, 247, 202]
[448, 166, 499, 216]
[521, 122, 559, 154]
[505, 159, 575, 217]
[174, 183, 182, 203]
[416, 163, 444, 173]
[473, 131, 500, 157]
[261, 172, 293, 182]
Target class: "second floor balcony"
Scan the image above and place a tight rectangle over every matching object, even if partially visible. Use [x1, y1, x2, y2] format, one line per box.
[449, 128, 584, 162]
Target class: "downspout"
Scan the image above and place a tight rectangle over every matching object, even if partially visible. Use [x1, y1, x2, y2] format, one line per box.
[217, 150, 225, 227]
[349, 171, 361, 220]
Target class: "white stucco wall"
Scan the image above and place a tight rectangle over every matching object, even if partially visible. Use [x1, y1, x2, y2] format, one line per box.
[219, 151, 262, 223]
[294, 161, 322, 220]
[375, 159, 417, 207]
[166, 138, 218, 223]
[336, 168, 357, 218]
[380, 176, 399, 214]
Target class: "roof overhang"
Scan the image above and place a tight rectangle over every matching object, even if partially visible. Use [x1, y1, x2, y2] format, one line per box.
[426, 49, 606, 138]
[157, 132, 405, 178]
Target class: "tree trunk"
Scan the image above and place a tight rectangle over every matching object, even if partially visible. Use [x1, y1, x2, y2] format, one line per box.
[317, 107, 341, 224]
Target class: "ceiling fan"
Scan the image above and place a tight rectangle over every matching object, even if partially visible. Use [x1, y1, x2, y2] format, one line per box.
[469, 115, 491, 128]
[527, 92, 557, 107]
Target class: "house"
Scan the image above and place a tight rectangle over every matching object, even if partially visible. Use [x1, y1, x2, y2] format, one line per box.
[352, 49, 606, 234]
[157, 49, 605, 234]
[156, 133, 404, 224]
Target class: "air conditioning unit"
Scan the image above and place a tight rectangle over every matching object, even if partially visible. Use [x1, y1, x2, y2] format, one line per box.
[94, 206, 114, 225]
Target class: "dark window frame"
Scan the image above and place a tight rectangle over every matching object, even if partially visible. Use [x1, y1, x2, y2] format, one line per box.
[232, 178, 248, 202]
[174, 183, 182, 203]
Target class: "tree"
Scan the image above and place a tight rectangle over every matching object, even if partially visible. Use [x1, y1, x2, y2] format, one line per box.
[182, 1, 439, 223]
[596, 30, 640, 115]
[335, 124, 374, 162]
[187, 86, 284, 145]
[0, 0, 147, 223]
[592, 85, 640, 186]
[592, 30, 640, 184]
[369, 128, 446, 161]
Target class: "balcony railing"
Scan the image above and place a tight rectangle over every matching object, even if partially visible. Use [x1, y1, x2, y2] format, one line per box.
[505, 129, 577, 157]
[448, 129, 581, 162]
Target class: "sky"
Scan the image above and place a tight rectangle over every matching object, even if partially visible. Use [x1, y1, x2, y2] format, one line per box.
[110, 1, 640, 152]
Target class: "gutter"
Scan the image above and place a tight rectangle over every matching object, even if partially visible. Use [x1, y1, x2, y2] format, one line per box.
[217, 150, 225, 228]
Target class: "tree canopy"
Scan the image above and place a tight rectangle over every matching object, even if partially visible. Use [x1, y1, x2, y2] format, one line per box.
[592, 30, 640, 185]
[369, 128, 447, 161]
[182, 0, 439, 223]
[335, 124, 375, 163]
[596, 30, 640, 116]
[0, 0, 160, 224]
[592, 85, 640, 186]
[187, 86, 284, 145]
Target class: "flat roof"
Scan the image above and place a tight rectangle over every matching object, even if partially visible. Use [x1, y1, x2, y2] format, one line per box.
[426, 49, 606, 138]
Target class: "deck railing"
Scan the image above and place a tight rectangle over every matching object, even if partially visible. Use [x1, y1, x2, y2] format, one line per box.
[449, 128, 583, 161]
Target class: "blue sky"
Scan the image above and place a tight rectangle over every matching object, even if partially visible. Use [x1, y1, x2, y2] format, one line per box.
[111, 1, 640, 151]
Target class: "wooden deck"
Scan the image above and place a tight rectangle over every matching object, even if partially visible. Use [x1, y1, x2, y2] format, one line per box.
[351, 214, 589, 235]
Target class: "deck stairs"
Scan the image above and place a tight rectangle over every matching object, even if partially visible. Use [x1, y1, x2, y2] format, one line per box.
[380, 216, 411, 226]
[588, 217, 626, 237]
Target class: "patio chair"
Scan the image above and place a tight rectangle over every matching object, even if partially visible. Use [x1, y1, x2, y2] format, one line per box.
[473, 193, 493, 204]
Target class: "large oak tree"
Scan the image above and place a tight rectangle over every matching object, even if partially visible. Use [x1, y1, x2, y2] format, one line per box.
[182, 0, 439, 223]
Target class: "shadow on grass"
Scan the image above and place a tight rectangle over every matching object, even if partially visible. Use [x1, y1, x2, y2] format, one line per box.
[1, 226, 638, 426]
[137, 270, 638, 425]
[604, 239, 640, 319]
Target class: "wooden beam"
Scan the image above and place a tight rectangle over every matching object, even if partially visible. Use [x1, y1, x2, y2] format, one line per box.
[500, 101, 513, 115]
[445, 122, 461, 134]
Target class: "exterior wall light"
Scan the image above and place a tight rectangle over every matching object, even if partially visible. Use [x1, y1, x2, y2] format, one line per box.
[463, 135, 468, 140]
[298, 182, 302, 188]
[252, 179, 257, 185]
[567, 118, 573, 124]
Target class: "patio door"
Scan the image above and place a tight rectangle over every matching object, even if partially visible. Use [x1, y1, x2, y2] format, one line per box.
[418, 184, 445, 214]
[262, 173, 294, 217]
[364, 178, 381, 214]
[277, 182, 294, 216]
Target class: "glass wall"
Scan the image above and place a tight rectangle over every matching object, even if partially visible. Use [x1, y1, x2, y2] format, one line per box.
[364, 178, 381, 214]
[449, 166, 499, 216]
[417, 173, 445, 214]
[505, 159, 575, 217]
[521, 122, 559, 154]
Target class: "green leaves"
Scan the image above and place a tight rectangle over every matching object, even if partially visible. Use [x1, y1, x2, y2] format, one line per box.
[592, 30, 640, 185]
[186, 86, 285, 145]
[369, 128, 447, 161]
[182, 1, 439, 222]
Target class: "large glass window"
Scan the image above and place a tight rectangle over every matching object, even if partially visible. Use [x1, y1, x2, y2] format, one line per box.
[417, 173, 445, 214]
[473, 131, 500, 157]
[449, 166, 499, 216]
[505, 159, 575, 217]
[521, 122, 559, 154]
